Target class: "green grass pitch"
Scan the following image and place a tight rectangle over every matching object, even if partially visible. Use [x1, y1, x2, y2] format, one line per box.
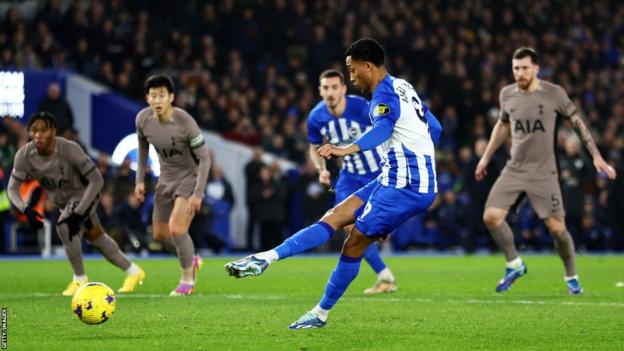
[1, 255, 623, 350]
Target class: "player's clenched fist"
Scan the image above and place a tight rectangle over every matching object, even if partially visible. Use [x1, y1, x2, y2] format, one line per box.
[134, 183, 146, 202]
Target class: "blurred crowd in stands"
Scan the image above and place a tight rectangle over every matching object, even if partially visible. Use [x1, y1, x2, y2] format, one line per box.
[1, 0, 623, 254]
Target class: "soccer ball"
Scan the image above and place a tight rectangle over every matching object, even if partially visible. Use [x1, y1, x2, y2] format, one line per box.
[71, 282, 116, 325]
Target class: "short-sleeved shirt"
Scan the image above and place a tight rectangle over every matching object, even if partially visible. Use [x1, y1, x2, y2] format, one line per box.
[11, 137, 97, 208]
[135, 107, 205, 185]
[499, 80, 577, 179]
[307, 95, 383, 177]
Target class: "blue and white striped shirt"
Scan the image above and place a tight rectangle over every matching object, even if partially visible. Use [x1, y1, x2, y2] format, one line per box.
[370, 75, 437, 192]
[307, 95, 384, 177]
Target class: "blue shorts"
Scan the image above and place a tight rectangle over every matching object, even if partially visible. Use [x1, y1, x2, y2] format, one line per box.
[334, 170, 379, 205]
[353, 179, 436, 238]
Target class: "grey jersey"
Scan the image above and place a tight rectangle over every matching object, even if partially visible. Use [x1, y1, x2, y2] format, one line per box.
[499, 80, 577, 179]
[135, 107, 210, 197]
[10, 137, 100, 211]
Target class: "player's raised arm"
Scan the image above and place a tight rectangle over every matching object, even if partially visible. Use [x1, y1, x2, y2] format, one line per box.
[568, 112, 617, 180]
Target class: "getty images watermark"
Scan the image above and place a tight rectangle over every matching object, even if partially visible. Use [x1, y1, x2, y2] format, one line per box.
[1, 307, 6, 349]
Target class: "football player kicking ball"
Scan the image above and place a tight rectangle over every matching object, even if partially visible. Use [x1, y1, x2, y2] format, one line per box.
[226, 68, 399, 294]
[135, 74, 211, 296]
[226, 38, 442, 329]
[8, 112, 145, 295]
[308, 69, 398, 294]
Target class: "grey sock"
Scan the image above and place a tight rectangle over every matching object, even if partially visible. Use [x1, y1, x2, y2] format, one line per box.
[159, 236, 178, 255]
[173, 234, 195, 269]
[57, 225, 85, 276]
[91, 233, 132, 271]
[553, 230, 577, 276]
[488, 222, 518, 261]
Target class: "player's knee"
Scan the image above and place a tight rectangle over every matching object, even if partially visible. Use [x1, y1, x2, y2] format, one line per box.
[153, 232, 167, 241]
[320, 207, 348, 230]
[320, 208, 333, 221]
[483, 209, 504, 228]
[84, 226, 103, 241]
[152, 226, 169, 241]
[545, 219, 566, 237]
[342, 240, 363, 257]
[168, 219, 189, 236]
[341, 231, 369, 257]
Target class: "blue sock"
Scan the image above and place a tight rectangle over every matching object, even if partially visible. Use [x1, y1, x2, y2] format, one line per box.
[319, 255, 363, 310]
[363, 243, 386, 274]
[274, 222, 335, 260]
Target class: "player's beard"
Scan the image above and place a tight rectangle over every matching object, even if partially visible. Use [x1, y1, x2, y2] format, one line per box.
[351, 76, 370, 94]
[356, 82, 369, 94]
[516, 76, 533, 90]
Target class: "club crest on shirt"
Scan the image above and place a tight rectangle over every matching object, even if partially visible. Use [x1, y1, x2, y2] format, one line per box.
[348, 125, 361, 139]
[373, 103, 390, 117]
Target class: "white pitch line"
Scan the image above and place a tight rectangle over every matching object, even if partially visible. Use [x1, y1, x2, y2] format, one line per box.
[2, 293, 623, 308]
[451, 298, 624, 308]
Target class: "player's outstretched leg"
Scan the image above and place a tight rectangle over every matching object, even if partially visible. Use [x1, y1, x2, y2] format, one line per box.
[289, 228, 373, 330]
[289, 255, 363, 330]
[225, 221, 336, 278]
[362, 242, 397, 294]
[84, 223, 145, 294]
[90, 233, 146, 293]
[225, 255, 270, 278]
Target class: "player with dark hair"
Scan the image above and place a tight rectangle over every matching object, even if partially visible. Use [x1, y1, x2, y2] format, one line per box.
[135, 74, 211, 296]
[475, 47, 617, 294]
[8, 112, 145, 295]
[226, 38, 442, 328]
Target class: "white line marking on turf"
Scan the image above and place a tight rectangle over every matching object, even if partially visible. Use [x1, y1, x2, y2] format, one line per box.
[2, 293, 624, 308]
[447, 298, 624, 308]
[224, 294, 283, 300]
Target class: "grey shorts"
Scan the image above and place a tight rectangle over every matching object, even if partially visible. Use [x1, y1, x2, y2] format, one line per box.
[59, 196, 101, 230]
[152, 176, 196, 223]
[485, 171, 565, 219]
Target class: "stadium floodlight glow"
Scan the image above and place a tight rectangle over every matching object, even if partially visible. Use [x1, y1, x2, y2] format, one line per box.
[111, 133, 161, 177]
[0, 71, 25, 118]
